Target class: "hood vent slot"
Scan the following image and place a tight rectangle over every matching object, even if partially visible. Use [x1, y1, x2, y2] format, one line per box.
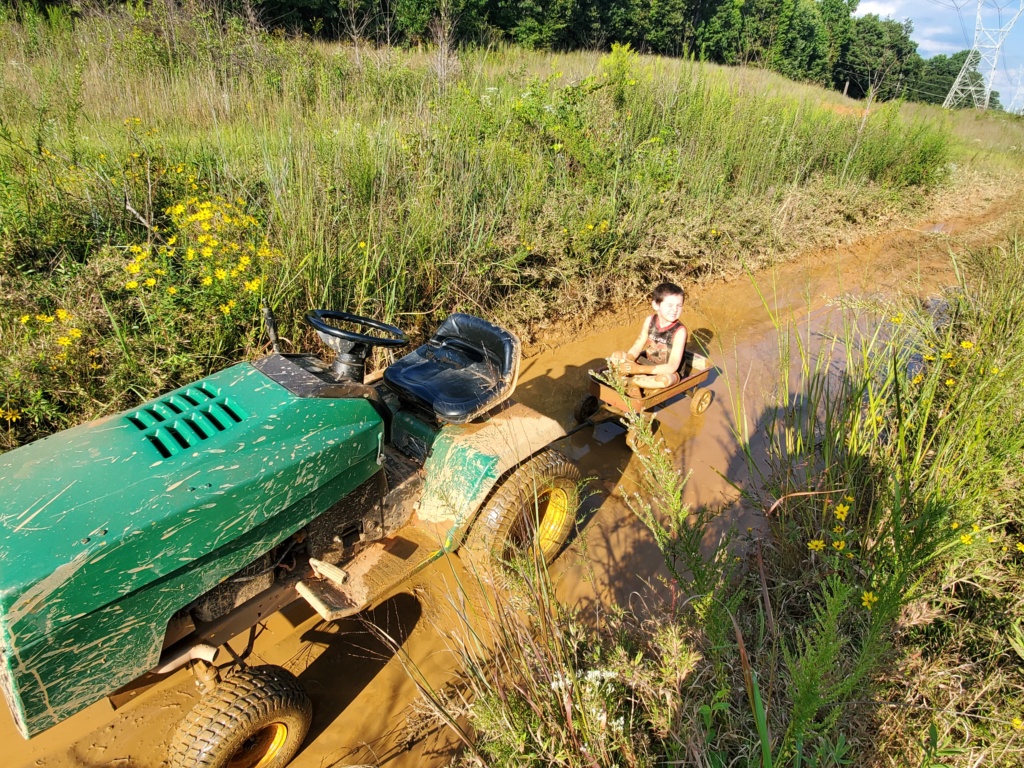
[127, 386, 247, 458]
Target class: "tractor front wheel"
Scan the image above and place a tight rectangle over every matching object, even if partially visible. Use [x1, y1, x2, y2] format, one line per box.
[467, 449, 581, 566]
[168, 665, 312, 768]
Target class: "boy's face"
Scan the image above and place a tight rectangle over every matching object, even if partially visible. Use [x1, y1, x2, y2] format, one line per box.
[652, 294, 684, 325]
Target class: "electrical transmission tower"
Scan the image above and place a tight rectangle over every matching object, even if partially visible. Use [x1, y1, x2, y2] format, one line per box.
[943, 0, 1024, 110]
[1010, 66, 1024, 113]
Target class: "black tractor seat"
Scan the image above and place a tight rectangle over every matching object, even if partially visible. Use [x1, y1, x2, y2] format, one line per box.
[383, 313, 521, 424]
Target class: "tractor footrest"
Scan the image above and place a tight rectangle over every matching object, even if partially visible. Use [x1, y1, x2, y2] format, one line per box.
[296, 579, 360, 621]
[296, 528, 444, 621]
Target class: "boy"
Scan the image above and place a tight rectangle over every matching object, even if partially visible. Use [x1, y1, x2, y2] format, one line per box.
[611, 282, 687, 393]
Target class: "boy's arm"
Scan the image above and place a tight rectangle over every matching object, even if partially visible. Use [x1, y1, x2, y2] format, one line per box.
[624, 318, 650, 361]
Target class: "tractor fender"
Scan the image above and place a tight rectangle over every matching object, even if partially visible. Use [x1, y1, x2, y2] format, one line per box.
[415, 401, 567, 547]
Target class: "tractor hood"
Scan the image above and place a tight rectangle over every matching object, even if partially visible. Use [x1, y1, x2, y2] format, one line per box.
[0, 362, 382, 654]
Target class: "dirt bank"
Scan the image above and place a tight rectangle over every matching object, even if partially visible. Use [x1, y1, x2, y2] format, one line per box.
[6, 177, 1022, 768]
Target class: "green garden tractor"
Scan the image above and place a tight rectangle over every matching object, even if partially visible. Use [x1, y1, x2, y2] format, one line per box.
[0, 309, 582, 768]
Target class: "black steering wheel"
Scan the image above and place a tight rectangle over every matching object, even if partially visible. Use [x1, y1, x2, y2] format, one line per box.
[304, 310, 408, 382]
[304, 309, 408, 348]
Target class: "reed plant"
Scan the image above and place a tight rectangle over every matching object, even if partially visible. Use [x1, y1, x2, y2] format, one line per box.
[0, 2, 974, 447]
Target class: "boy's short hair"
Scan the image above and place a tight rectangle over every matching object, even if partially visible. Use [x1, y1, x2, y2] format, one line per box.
[652, 282, 684, 304]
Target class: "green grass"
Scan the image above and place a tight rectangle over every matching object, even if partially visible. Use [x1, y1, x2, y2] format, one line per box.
[0, 3, 985, 448]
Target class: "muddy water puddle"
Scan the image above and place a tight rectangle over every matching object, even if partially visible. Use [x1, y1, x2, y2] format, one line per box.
[5, 202, 1005, 767]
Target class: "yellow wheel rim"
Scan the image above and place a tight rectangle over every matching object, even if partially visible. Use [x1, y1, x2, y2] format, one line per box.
[228, 722, 289, 768]
[533, 487, 570, 560]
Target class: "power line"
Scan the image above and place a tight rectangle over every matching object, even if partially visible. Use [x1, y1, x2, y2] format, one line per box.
[944, 0, 1024, 109]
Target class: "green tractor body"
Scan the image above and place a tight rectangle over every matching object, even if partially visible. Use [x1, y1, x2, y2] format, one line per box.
[0, 363, 382, 737]
[0, 311, 578, 764]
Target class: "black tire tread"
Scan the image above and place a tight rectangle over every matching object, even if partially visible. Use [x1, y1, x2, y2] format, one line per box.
[167, 665, 312, 768]
[467, 449, 581, 564]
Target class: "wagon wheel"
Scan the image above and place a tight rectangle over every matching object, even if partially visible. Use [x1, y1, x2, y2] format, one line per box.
[690, 388, 713, 416]
[573, 394, 601, 424]
[168, 665, 312, 768]
[466, 449, 581, 566]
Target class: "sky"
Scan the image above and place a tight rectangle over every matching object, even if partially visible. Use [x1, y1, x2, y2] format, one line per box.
[855, 0, 1024, 110]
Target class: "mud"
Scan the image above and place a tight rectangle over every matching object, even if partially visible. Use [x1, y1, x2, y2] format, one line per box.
[6, 183, 1022, 768]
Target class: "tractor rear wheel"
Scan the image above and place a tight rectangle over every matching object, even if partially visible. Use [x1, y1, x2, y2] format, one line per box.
[467, 449, 581, 565]
[168, 665, 312, 768]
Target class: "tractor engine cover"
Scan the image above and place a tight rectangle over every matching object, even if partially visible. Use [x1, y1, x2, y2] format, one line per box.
[0, 360, 384, 738]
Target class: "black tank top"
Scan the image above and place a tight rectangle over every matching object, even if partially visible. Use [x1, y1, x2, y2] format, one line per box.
[643, 316, 686, 370]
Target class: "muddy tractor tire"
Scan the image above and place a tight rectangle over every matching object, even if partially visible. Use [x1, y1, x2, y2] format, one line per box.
[467, 449, 581, 565]
[573, 394, 601, 424]
[690, 388, 713, 416]
[168, 665, 312, 768]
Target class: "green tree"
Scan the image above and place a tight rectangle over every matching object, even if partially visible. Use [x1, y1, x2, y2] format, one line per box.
[840, 14, 922, 101]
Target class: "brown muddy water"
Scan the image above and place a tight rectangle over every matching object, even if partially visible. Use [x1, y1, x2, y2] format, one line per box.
[6, 195, 1019, 768]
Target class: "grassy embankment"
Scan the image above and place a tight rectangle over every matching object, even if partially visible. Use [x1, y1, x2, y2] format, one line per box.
[0, 1, 977, 450]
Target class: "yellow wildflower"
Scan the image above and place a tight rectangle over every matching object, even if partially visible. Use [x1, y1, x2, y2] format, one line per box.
[56, 336, 71, 347]
[951, 522, 960, 530]
[144, 278, 156, 287]
[861, 591, 879, 610]
[912, 374, 923, 384]
[992, 367, 1000, 374]
[834, 525, 845, 534]
[201, 247, 214, 258]
[960, 534, 973, 545]
[125, 281, 139, 290]
[166, 235, 177, 246]
[68, 328, 82, 339]
[1017, 542, 1024, 554]
[201, 276, 213, 286]
[244, 278, 262, 292]
[832, 540, 846, 551]
[924, 354, 936, 361]
[126, 262, 141, 274]
[945, 378, 956, 387]
[3, 408, 21, 421]
[835, 503, 850, 522]
[186, 248, 196, 261]
[890, 314, 904, 324]
[807, 539, 825, 552]
[960, 340, 974, 349]
[1014, 717, 1023, 730]
[55, 308, 71, 322]
[214, 268, 228, 280]
[19, 314, 30, 324]
[167, 286, 178, 295]
[219, 303, 231, 315]
[358, 241, 367, 249]
[36, 314, 54, 323]
[941, 352, 953, 360]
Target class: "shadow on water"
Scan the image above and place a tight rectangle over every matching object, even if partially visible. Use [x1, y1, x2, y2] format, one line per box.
[298, 593, 422, 745]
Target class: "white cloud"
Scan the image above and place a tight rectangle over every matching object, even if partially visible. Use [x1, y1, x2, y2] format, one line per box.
[916, 37, 964, 55]
[856, 1, 903, 18]
[919, 25, 955, 37]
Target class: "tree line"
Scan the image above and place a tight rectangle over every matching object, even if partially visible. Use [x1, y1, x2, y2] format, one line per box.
[40, 0, 1002, 107]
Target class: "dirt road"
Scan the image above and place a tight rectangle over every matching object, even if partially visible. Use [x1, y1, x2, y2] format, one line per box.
[7, 180, 1022, 768]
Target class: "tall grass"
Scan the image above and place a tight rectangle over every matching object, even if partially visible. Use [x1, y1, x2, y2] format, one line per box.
[0, 1, 990, 448]
[413, 236, 1024, 766]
